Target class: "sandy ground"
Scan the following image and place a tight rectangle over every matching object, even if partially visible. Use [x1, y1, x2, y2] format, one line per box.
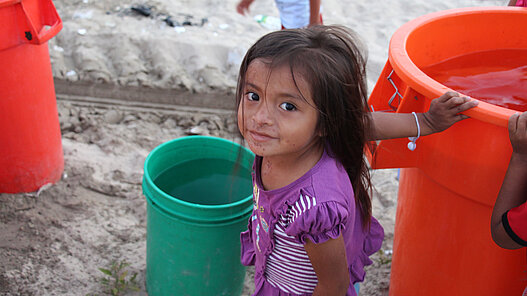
[0, 0, 504, 295]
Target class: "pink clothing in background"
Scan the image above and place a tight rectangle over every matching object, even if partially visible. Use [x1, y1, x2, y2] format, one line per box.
[516, 0, 527, 7]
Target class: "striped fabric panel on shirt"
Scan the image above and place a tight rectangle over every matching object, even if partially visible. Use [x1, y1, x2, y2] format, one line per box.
[265, 194, 318, 294]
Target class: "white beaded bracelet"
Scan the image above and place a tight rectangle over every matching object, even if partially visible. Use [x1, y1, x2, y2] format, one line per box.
[407, 112, 420, 151]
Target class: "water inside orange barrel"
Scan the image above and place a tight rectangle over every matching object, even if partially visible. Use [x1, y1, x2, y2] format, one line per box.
[423, 49, 527, 112]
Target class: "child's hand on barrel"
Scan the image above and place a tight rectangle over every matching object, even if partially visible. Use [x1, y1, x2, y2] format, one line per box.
[508, 112, 527, 159]
[421, 91, 478, 134]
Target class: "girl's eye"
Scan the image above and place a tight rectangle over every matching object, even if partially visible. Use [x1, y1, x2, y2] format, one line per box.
[279, 102, 296, 111]
[247, 92, 259, 101]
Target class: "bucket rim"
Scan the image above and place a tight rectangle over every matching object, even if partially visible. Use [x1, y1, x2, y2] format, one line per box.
[389, 6, 527, 128]
[143, 135, 254, 210]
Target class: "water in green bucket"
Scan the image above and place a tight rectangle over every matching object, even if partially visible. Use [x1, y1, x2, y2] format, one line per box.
[154, 158, 252, 205]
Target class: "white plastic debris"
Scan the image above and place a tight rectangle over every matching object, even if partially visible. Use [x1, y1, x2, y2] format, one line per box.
[174, 26, 186, 33]
[36, 183, 52, 197]
[72, 10, 93, 20]
[188, 126, 209, 136]
[53, 45, 64, 52]
[77, 28, 87, 35]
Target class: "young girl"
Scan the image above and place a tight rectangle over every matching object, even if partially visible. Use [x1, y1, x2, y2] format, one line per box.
[237, 25, 477, 295]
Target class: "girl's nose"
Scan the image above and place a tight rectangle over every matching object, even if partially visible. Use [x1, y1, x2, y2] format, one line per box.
[252, 101, 273, 126]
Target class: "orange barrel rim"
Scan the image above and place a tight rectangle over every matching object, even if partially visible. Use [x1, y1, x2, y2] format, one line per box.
[388, 6, 526, 127]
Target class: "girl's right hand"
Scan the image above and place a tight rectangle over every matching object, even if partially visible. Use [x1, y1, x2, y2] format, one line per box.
[420, 91, 479, 134]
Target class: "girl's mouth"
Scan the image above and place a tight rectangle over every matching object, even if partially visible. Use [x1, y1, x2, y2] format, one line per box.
[248, 130, 275, 142]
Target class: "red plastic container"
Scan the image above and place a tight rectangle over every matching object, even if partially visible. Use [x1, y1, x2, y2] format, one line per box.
[367, 7, 527, 296]
[0, 0, 63, 193]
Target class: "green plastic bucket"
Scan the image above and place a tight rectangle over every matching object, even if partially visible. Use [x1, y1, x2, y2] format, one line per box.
[142, 136, 254, 296]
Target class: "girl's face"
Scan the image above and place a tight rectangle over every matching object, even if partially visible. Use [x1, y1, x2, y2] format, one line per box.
[238, 59, 322, 160]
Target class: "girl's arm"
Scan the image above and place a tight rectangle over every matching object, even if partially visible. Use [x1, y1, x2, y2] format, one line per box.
[304, 235, 349, 295]
[368, 91, 478, 140]
[490, 112, 527, 249]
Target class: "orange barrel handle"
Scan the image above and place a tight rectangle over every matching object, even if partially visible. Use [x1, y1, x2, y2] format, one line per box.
[365, 61, 429, 169]
[0, 0, 19, 7]
[0, 0, 62, 51]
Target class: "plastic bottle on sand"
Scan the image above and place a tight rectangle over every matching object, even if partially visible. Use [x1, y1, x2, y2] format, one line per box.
[254, 14, 281, 30]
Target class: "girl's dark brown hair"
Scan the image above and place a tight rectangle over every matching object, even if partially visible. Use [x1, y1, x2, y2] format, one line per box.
[236, 25, 373, 228]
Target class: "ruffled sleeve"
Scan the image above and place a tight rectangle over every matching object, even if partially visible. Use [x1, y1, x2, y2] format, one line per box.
[284, 200, 349, 244]
[240, 214, 255, 266]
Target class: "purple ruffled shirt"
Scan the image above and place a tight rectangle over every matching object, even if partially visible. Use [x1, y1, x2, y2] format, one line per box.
[240, 150, 384, 295]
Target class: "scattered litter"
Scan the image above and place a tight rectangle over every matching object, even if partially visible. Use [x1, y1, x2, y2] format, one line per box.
[164, 16, 179, 27]
[104, 21, 116, 27]
[66, 70, 77, 77]
[77, 28, 87, 35]
[187, 126, 209, 136]
[72, 10, 93, 19]
[218, 24, 229, 30]
[174, 26, 186, 33]
[254, 14, 281, 30]
[163, 15, 207, 27]
[53, 45, 64, 52]
[82, 0, 88, 3]
[36, 183, 53, 197]
[113, 4, 208, 28]
[131, 4, 152, 17]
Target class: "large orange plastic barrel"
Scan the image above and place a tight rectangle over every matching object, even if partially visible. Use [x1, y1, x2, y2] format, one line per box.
[366, 7, 527, 296]
[0, 0, 63, 193]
